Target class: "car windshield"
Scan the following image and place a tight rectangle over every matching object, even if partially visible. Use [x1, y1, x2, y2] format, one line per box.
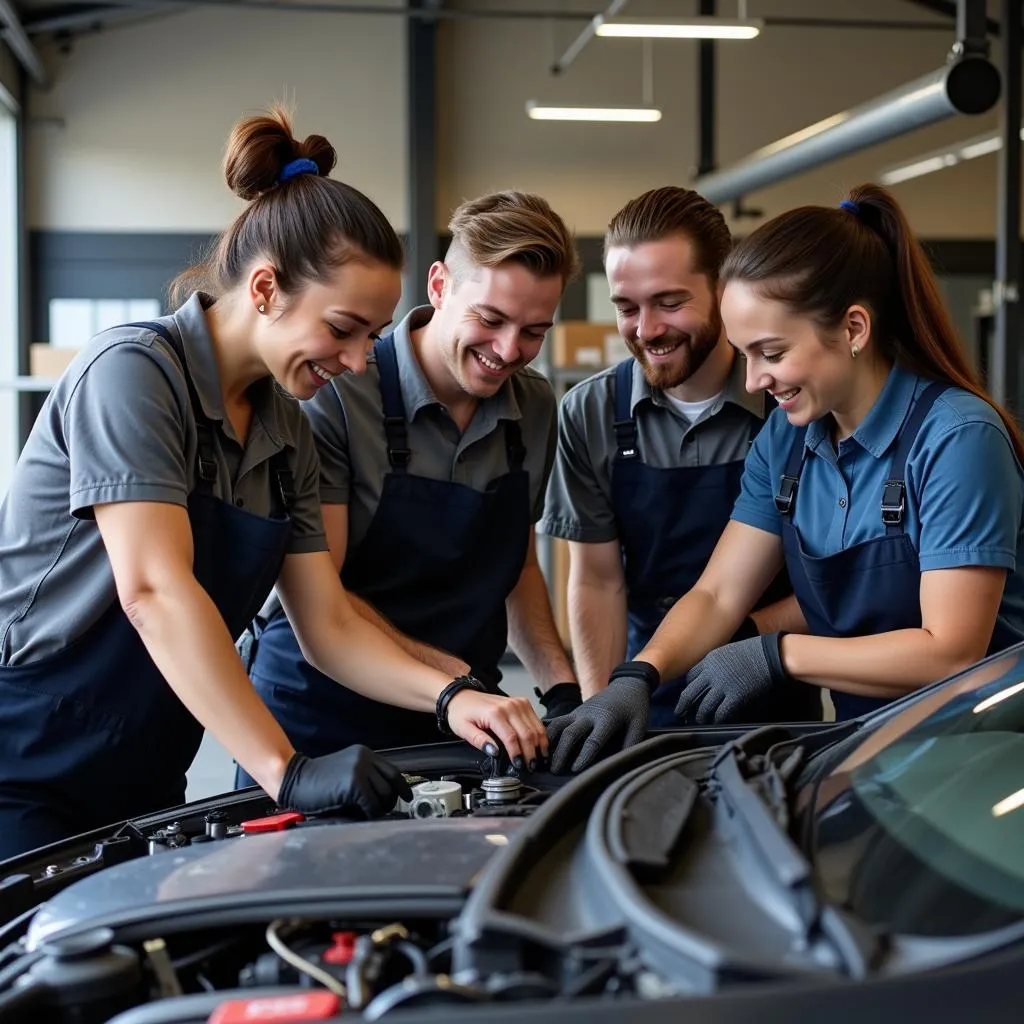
[797, 648, 1024, 936]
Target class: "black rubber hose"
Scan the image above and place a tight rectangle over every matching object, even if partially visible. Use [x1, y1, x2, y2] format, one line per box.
[0, 980, 48, 1019]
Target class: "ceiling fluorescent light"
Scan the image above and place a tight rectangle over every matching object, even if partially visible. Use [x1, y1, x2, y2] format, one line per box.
[880, 125, 1024, 185]
[525, 102, 662, 123]
[594, 16, 763, 40]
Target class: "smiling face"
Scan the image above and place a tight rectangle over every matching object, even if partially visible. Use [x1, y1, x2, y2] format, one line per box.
[720, 279, 862, 426]
[424, 260, 563, 401]
[257, 259, 402, 400]
[605, 234, 724, 391]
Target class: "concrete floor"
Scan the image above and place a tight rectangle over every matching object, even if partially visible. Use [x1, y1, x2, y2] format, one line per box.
[184, 662, 539, 801]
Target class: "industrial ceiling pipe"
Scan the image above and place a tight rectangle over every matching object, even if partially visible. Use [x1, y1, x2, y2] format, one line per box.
[693, 54, 1000, 204]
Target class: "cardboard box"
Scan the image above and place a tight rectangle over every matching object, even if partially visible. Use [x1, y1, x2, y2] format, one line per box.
[551, 321, 629, 369]
[29, 344, 81, 379]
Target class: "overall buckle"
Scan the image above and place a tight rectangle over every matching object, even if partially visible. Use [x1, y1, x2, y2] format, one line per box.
[197, 455, 218, 482]
[613, 419, 638, 460]
[774, 474, 799, 515]
[881, 480, 905, 525]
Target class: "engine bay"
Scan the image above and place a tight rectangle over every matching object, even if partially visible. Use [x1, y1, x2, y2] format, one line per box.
[0, 745, 581, 1023]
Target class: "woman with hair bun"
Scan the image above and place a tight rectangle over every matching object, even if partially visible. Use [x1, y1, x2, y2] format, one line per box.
[0, 107, 546, 858]
[605, 183, 1024, 727]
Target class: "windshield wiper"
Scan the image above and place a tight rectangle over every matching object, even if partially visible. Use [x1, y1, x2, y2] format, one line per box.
[706, 733, 884, 978]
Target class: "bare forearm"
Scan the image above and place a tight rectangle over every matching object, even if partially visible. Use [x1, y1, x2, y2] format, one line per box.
[348, 592, 468, 678]
[298, 603, 453, 714]
[781, 630, 980, 697]
[567, 580, 627, 698]
[750, 594, 808, 635]
[126, 584, 294, 799]
[639, 588, 745, 682]
[506, 563, 576, 690]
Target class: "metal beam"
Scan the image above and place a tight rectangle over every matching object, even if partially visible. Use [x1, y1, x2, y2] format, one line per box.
[692, 14, 1000, 205]
[0, 0, 49, 87]
[991, 0, 1022, 410]
[697, 0, 715, 176]
[550, 0, 630, 76]
[404, 0, 438, 312]
[904, 0, 1000, 37]
[19, 2, 993, 34]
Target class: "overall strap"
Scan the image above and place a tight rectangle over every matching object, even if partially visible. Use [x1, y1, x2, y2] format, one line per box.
[881, 382, 947, 535]
[612, 359, 639, 461]
[129, 320, 218, 497]
[503, 420, 527, 473]
[774, 427, 809, 517]
[129, 320, 295, 514]
[373, 334, 411, 472]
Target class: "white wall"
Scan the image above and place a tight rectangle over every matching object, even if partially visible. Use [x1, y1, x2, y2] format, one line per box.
[21, 0, 1022, 241]
[26, 6, 408, 232]
[438, 0, 1017, 238]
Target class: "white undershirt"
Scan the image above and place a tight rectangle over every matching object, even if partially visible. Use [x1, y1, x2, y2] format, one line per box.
[663, 390, 724, 426]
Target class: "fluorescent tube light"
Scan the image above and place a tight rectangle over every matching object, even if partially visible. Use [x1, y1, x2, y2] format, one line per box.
[525, 102, 662, 123]
[880, 125, 1024, 185]
[594, 16, 763, 40]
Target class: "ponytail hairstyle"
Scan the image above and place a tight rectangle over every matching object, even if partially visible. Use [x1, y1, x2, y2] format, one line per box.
[169, 106, 403, 307]
[720, 183, 1024, 463]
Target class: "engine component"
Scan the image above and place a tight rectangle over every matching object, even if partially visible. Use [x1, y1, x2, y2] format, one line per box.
[148, 822, 188, 855]
[408, 781, 462, 819]
[265, 920, 346, 998]
[204, 811, 230, 840]
[481, 776, 522, 804]
[362, 974, 484, 1019]
[22, 926, 143, 1022]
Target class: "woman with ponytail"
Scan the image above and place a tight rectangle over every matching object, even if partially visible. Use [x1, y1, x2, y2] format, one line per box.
[0, 107, 546, 858]
[615, 183, 1024, 726]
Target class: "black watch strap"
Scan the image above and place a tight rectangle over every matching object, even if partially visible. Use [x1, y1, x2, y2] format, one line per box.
[436, 674, 488, 735]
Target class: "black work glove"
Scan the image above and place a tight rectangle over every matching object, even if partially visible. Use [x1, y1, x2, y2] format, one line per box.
[277, 746, 413, 820]
[546, 663, 655, 775]
[674, 633, 788, 725]
[535, 682, 583, 721]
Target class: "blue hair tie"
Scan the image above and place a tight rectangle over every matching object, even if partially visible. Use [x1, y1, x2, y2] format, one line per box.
[839, 198, 861, 216]
[278, 157, 319, 184]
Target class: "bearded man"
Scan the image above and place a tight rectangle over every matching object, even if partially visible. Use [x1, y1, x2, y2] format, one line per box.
[539, 187, 820, 774]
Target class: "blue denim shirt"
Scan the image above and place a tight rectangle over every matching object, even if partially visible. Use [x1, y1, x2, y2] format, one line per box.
[732, 363, 1024, 642]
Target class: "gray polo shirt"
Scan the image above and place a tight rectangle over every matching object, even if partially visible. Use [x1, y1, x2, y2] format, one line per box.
[540, 354, 766, 543]
[0, 292, 325, 665]
[303, 305, 557, 549]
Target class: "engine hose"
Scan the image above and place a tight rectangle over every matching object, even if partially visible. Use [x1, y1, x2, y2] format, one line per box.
[0, 980, 47, 1020]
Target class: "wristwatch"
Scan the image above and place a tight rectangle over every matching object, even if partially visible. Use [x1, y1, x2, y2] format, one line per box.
[435, 674, 489, 735]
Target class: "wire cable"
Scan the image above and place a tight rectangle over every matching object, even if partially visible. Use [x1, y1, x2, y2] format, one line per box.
[265, 920, 346, 999]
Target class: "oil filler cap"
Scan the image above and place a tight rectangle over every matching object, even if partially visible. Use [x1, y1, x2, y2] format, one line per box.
[209, 991, 341, 1023]
[240, 811, 306, 834]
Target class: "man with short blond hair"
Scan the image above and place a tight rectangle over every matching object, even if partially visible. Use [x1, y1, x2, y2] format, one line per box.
[243, 191, 582, 773]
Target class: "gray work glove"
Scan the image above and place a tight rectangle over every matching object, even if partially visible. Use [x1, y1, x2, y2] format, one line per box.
[546, 663, 656, 774]
[674, 633, 788, 725]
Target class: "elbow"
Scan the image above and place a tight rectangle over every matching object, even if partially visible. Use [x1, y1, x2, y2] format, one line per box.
[118, 584, 160, 633]
[931, 635, 989, 682]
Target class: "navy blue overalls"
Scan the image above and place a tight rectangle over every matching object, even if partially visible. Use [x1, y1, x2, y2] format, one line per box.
[244, 334, 531, 774]
[0, 322, 293, 859]
[776, 381, 1016, 720]
[609, 359, 820, 726]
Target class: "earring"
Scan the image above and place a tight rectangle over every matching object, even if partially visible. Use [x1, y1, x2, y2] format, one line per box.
[257, 303, 266, 314]
[851, 345, 860, 359]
